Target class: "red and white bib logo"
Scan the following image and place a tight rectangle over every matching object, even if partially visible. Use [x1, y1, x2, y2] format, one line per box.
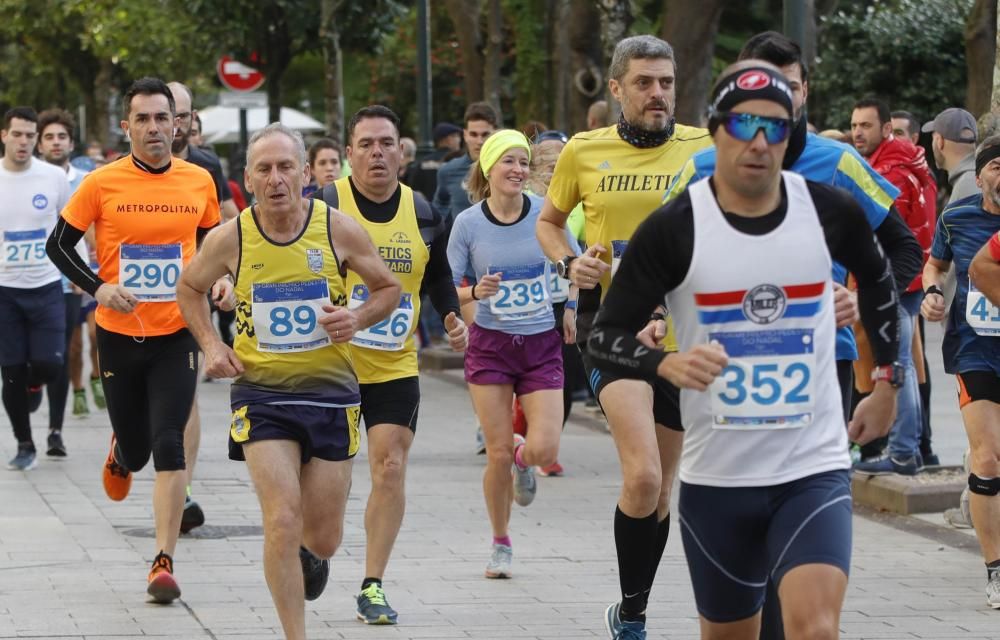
[737, 71, 771, 91]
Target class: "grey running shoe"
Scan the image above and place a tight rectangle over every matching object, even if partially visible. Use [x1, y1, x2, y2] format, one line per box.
[475, 426, 486, 455]
[8, 444, 37, 471]
[604, 601, 623, 639]
[512, 434, 536, 507]
[987, 570, 1000, 609]
[299, 546, 329, 601]
[484, 543, 512, 578]
[944, 488, 973, 529]
[356, 582, 398, 624]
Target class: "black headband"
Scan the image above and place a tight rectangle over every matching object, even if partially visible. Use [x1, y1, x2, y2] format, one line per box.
[709, 66, 794, 119]
[976, 145, 1000, 176]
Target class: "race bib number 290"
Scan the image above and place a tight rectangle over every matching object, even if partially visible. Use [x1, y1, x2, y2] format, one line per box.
[252, 279, 331, 353]
[709, 329, 815, 430]
[119, 244, 182, 301]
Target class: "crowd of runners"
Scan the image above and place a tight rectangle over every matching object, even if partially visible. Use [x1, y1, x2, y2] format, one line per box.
[1, 28, 999, 640]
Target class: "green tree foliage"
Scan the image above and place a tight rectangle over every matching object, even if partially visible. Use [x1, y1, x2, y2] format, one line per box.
[810, 0, 973, 129]
[188, 0, 401, 123]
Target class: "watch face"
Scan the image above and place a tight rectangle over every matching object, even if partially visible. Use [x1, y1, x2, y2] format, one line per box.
[557, 260, 568, 278]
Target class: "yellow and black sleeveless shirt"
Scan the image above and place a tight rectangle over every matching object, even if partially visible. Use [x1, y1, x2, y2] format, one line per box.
[334, 177, 429, 384]
[231, 198, 359, 407]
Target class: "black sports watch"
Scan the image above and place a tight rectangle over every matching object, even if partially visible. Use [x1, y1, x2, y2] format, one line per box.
[556, 255, 576, 279]
[871, 362, 905, 389]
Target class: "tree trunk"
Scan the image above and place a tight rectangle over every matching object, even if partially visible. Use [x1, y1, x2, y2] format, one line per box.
[598, 0, 632, 123]
[92, 58, 113, 147]
[662, 0, 725, 127]
[484, 0, 503, 122]
[321, 0, 346, 142]
[443, 0, 485, 103]
[965, 0, 996, 117]
[554, 0, 602, 133]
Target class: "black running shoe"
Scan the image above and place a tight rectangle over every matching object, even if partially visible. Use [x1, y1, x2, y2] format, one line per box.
[28, 386, 43, 413]
[179, 497, 205, 534]
[300, 546, 329, 601]
[46, 431, 67, 457]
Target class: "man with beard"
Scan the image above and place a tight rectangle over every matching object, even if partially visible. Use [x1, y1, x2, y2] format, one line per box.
[664, 31, 923, 640]
[166, 82, 239, 536]
[535, 35, 711, 640]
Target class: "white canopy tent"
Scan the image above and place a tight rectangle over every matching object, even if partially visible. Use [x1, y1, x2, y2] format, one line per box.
[198, 106, 326, 144]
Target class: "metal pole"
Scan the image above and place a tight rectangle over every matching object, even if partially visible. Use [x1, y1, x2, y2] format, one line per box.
[239, 108, 249, 157]
[415, 0, 433, 155]
[783, 0, 807, 52]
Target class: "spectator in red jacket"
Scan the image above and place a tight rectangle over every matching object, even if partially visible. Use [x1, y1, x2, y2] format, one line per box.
[851, 97, 938, 475]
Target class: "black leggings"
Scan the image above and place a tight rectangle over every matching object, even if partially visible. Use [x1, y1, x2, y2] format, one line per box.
[554, 302, 586, 425]
[96, 327, 198, 472]
[47, 293, 82, 433]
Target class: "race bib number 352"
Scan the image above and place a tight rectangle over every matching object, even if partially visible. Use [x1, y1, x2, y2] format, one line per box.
[252, 279, 331, 353]
[709, 329, 815, 430]
[119, 244, 182, 301]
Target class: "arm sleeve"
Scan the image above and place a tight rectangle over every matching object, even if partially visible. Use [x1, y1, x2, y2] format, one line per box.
[421, 210, 461, 319]
[874, 206, 923, 292]
[812, 183, 899, 366]
[587, 197, 694, 380]
[46, 217, 103, 296]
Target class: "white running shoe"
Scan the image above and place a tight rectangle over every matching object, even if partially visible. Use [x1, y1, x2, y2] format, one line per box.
[485, 543, 512, 578]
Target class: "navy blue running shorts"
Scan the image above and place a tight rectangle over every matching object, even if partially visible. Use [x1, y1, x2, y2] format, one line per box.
[228, 401, 361, 463]
[678, 469, 852, 623]
[0, 282, 66, 366]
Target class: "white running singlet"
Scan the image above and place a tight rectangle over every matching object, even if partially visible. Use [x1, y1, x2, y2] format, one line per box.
[668, 172, 849, 487]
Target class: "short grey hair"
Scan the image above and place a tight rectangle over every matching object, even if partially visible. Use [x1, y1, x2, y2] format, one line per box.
[609, 35, 675, 82]
[246, 123, 307, 168]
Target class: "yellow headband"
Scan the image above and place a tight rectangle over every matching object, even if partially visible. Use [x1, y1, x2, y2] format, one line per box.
[479, 129, 531, 177]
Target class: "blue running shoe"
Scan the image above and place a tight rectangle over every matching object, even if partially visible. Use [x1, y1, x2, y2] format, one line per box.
[853, 452, 922, 476]
[356, 582, 398, 624]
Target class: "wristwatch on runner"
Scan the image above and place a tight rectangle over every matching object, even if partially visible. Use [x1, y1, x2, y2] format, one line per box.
[870, 363, 905, 388]
[556, 255, 576, 279]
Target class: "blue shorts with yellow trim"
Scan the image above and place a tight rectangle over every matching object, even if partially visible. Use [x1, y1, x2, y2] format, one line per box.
[228, 402, 361, 463]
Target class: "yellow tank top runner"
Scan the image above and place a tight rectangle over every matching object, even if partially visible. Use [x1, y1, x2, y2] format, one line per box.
[232, 198, 358, 403]
[334, 177, 429, 384]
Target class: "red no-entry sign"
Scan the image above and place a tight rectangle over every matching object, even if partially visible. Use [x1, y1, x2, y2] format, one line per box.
[217, 56, 265, 92]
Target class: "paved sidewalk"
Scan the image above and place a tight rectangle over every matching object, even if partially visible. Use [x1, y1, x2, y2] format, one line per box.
[0, 363, 996, 639]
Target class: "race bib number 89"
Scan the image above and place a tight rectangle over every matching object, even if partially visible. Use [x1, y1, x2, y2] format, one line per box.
[119, 244, 182, 301]
[252, 279, 331, 353]
[966, 277, 1000, 336]
[709, 329, 815, 430]
[3, 229, 47, 268]
[489, 262, 550, 321]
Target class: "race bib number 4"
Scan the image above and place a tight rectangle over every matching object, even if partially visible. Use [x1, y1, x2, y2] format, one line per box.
[119, 244, 182, 301]
[349, 284, 415, 351]
[489, 262, 550, 321]
[966, 277, 1000, 336]
[709, 329, 815, 430]
[252, 279, 331, 353]
[3, 229, 47, 268]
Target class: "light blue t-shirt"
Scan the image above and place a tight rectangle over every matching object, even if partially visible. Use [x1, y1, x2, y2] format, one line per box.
[448, 194, 574, 335]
